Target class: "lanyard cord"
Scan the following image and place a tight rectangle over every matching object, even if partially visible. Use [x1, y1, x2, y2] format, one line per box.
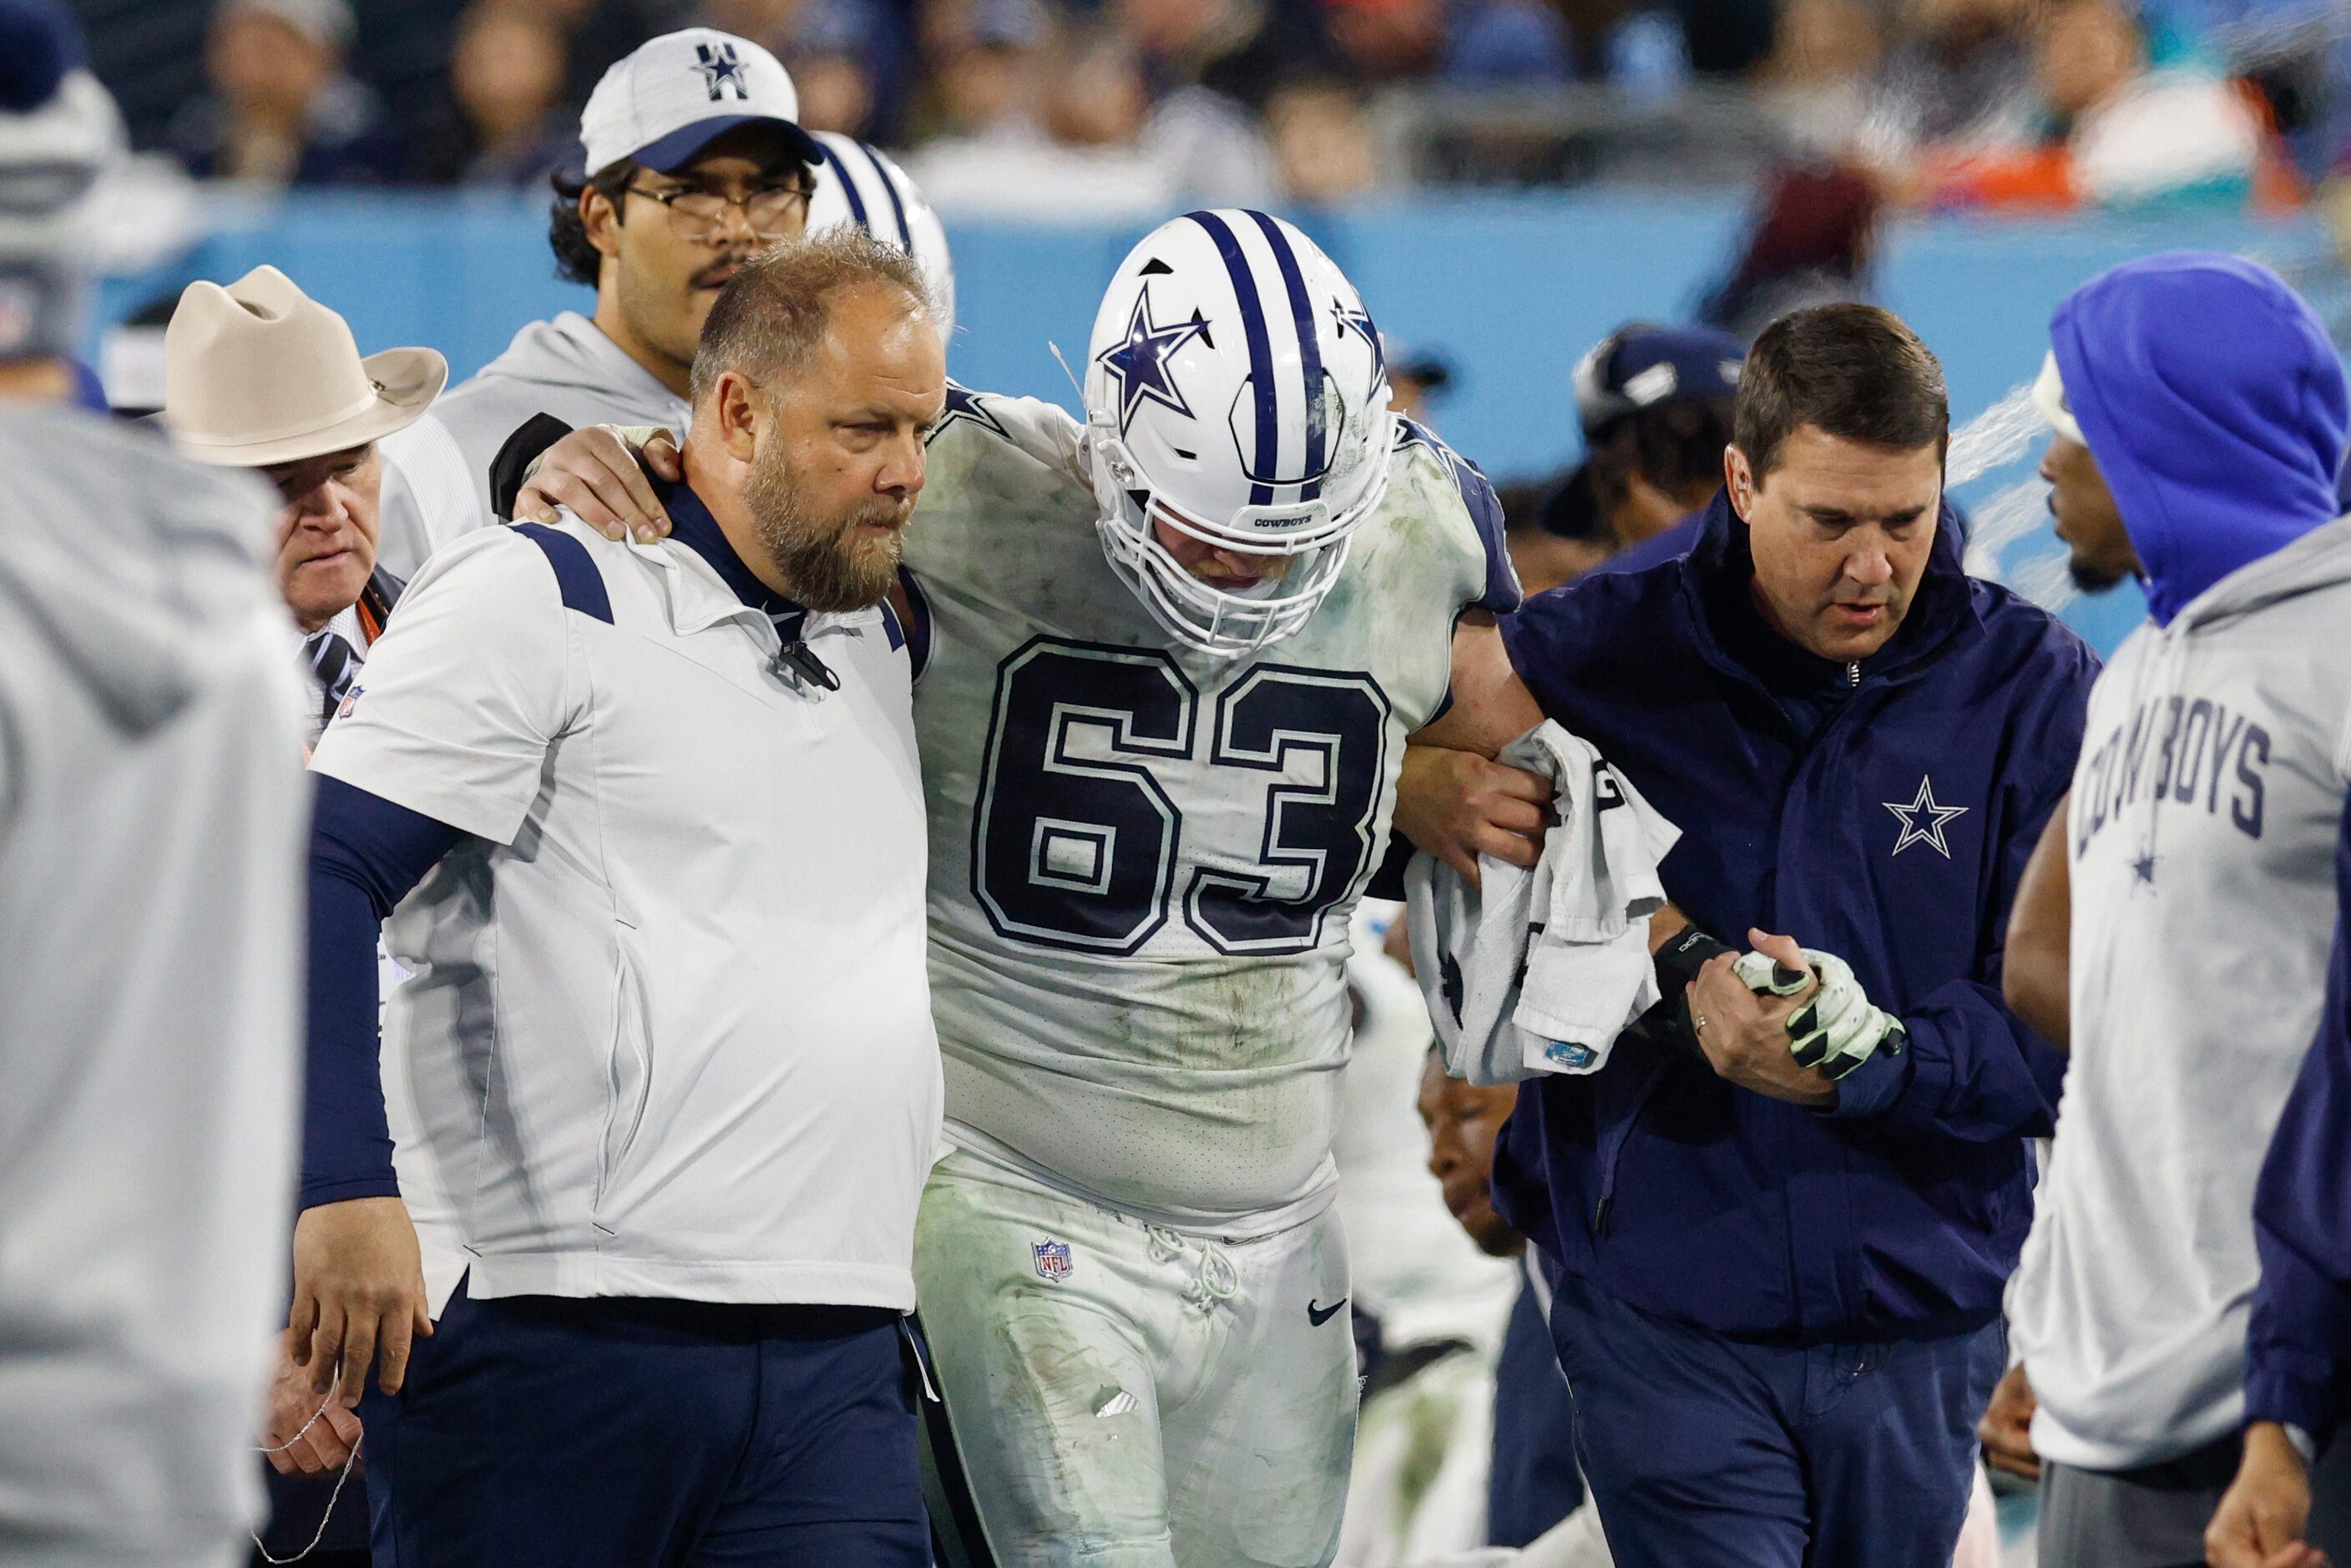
[250, 1368, 362, 1565]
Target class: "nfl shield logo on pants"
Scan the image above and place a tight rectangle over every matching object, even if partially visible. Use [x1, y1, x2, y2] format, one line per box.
[1032, 1239, 1074, 1282]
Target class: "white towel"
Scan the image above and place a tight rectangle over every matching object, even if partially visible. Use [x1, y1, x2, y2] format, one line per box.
[1407, 722, 1680, 1085]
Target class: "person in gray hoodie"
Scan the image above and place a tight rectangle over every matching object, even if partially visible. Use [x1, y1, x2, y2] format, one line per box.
[0, 7, 310, 1563]
[1986, 251, 2351, 1567]
[374, 30, 952, 581]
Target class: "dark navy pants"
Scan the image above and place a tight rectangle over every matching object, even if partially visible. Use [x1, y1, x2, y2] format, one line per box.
[1488, 1274, 1584, 1547]
[359, 1282, 930, 1568]
[1547, 1272, 2001, 1568]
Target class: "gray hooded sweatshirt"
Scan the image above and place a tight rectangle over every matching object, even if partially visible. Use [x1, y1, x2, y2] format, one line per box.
[2009, 253, 2351, 1471]
[2011, 518, 2351, 1468]
[0, 404, 306, 1563]
[374, 311, 688, 580]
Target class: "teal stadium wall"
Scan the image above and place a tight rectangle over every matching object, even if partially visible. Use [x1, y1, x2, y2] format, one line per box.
[99, 192, 2346, 655]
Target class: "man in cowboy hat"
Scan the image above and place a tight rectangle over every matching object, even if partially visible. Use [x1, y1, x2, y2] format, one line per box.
[0, 3, 311, 1562]
[162, 262, 447, 1560]
[164, 263, 447, 744]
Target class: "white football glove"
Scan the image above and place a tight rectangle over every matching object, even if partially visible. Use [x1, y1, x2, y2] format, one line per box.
[1732, 948, 1904, 1080]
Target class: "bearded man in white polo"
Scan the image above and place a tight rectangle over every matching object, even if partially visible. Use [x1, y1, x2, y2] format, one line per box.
[290, 231, 945, 1566]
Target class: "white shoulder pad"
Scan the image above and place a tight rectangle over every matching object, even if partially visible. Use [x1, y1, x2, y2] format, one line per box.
[1390, 418, 1521, 616]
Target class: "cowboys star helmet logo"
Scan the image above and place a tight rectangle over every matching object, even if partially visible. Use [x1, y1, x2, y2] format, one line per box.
[1332, 297, 1384, 386]
[1095, 288, 1211, 437]
[694, 42, 750, 101]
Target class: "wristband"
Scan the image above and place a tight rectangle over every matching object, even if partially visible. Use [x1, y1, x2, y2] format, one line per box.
[1649, 927, 1732, 1060]
[1653, 926, 1732, 996]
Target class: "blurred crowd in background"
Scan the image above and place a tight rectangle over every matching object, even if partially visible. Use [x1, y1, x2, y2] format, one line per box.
[58, 0, 2351, 221]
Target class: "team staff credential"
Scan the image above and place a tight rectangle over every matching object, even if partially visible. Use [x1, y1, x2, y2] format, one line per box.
[1408, 306, 2097, 1568]
[282, 233, 947, 1566]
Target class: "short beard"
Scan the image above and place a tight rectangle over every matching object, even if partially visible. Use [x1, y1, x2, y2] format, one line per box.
[742, 442, 908, 613]
[2067, 553, 2131, 594]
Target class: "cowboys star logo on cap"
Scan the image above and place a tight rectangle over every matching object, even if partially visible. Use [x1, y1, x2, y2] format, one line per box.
[1095, 287, 1210, 437]
[693, 41, 749, 101]
[578, 29, 821, 176]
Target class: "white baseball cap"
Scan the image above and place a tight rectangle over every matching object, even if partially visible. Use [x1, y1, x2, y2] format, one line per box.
[579, 28, 821, 177]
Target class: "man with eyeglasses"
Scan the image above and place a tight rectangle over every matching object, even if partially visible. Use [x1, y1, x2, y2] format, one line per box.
[373, 29, 827, 579]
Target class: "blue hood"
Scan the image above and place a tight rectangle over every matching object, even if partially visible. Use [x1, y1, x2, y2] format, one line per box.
[2051, 251, 2348, 628]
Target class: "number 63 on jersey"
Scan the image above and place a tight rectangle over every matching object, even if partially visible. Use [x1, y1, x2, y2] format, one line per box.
[973, 637, 1393, 959]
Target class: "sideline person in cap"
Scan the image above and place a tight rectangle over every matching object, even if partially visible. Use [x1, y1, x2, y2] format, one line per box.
[373, 27, 951, 582]
[373, 28, 821, 580]
[165, 264, 446, 746]
[1398, 304, 2095, 1568]
[1974, 253, 2351, 1568]
[0, 6, 311, 1562]
[1531, 322, 1746, 583]
[290, 230, 945, 1566]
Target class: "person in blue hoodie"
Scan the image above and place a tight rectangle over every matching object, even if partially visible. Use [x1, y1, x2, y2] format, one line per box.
[1398, 301, 2096, 1567]
[1977, 252, 2351, 1568]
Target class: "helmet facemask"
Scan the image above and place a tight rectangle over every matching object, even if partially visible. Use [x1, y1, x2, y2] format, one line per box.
[1085, 412, 1391, 659]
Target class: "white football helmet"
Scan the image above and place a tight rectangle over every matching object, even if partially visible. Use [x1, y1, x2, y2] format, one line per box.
[806, 130, 956, 337]
[1082, 209, 1394, 658]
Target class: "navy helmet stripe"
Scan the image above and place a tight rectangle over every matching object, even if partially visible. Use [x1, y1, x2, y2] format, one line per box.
[1243, 210, 1324, 503]
[817, 141, 871, 231]
[1186, 210, 1277, 506]
[855, 139, 913, 250]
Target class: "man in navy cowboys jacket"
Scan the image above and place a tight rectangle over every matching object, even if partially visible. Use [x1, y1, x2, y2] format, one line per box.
[1402, 304, 2096, 1567]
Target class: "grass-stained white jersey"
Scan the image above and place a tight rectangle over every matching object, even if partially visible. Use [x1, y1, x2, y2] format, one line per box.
[905, 386, 1519, 1232]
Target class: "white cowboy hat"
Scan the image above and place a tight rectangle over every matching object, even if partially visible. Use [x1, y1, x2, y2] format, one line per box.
[163, 264, 446, 468]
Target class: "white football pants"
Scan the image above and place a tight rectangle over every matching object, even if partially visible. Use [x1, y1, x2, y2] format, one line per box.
[914, 1144, 1359, 1568]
